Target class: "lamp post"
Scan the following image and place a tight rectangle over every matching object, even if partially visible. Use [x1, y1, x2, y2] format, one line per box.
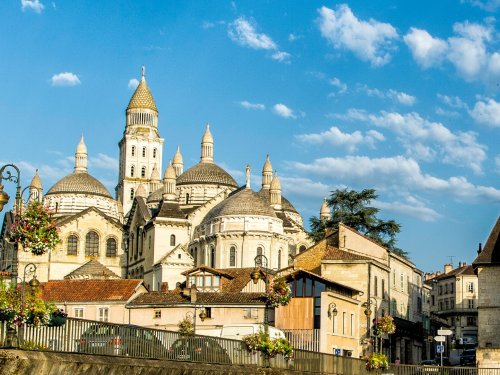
[0, 164, 21, 214]
[185, 306, 207, 334]
[363, 297, 378, 353]
[250, 254, 270, 368]
[20, 263, 40, 308]
[328, 302, 338, 353]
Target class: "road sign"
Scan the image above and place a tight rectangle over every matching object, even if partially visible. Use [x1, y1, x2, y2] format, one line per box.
[434, 336, 445, 342]
[438, 329, 453, 336]
[334, 349, 341, 356]
[436, 344, 444, 353]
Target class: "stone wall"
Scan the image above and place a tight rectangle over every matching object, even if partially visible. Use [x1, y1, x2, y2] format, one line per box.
[0, 350, 302, 375]
[477, 348, 500, 369]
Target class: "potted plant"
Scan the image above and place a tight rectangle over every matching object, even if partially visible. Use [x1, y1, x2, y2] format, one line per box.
[265, 278, 291, 308]
[364, 352, 389, 371]
[48, 308, 68, 327]
[244, 330, 293, 360]
[10, 201, 60, 256]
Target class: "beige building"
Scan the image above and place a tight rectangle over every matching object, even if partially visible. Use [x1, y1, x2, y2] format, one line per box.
[473, 216, 500, 368]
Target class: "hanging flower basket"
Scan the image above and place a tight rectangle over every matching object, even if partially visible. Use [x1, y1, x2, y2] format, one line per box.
[265, 278, 291, 308]
[177, 317, 194, 335]
[375, 315, 396, 335]
[48, 309, 68, 327]
[10, 201, 60, 256]
[0, 310, 16, 322]
[364, 353, 389, 371]
[244, 331, 293, 360]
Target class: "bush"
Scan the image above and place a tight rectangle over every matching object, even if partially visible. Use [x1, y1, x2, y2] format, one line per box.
[244, 330, 293, 359]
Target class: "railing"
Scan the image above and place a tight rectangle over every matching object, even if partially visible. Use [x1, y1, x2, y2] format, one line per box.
[0, 319, 498, 375]
[283, 329, 320, 352]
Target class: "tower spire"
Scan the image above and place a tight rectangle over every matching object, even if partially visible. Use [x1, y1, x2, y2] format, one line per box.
[74, 134, 88, 173]
[200, 123, 214, 163]
[142, 65, 145, 80]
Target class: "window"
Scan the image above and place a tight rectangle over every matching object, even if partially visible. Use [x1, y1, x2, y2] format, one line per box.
[130, 188, 134, 200]
[85, 231, 99, 257]
[374, 276, 378, 297]
[67, 235, 78, 255]
[342, 312, 346, 335]
[153, 148, 157, 158]
[106, 238, 117, 257]
[154, 310, 161, 319]
[229, 246, 236, 267]
[203, 307, 212, 319]
[467, 316, 477, 326]
[131, 146, 135, 156]
[445, 284, 448, 294]
[141, 166, 146, 178]
[278, 249, 282, 269]
[400, 273, 404, 292]
[170, 234, 176, 246]
[450, 298, 455, 309]
[256, 247, 263, 265]
[439, 285, 443, 295]
[450, 283, 454, 293]
[467, 282, 474, 293]
[142, 147, 146, 157]
[185, 193, 190, 204]
[382, 279, 385, 299]
[468, 299, 474, 309]
[407, 276, 410, 293]
[445, 300, 449, 310]
[98, 307, 109, 322]
[244, 308, 258, 319]
[210, 247, 215, 268]
[131, 165, 135, 177]
[299, 245, 306, 253]
[350, 314, 354, 336]
[74, 308, 84, 319]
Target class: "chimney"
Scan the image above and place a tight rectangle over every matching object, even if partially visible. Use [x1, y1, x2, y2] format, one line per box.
[458, 261, 462, 268]
[478, 243, 482, 254]
[444, 264, 452, 274]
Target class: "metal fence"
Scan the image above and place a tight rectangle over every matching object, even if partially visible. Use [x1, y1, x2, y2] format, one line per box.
[283, 329, 320, 352]
[0, 318, 499, 375]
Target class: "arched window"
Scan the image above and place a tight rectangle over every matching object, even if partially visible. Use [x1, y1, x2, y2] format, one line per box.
[210, 246, 215, 268]
[85, 231, 99, 257]
[256, 247, 263, 266]
[130, 165, 135, 177]
[141, 166, 146, 178]
[185, 193, 190, 204]
[170, 234, 176, 246]
[67, 235, 78, 255]
[142, 147, 146, 157]
[130, 188, 134, 200]
[153, 148, 157, 158]
[299, 245, 306, 253]
[229, 246, 236, 267]
[131, 146, 135, 156]
[106, 238, 117, 257]
[278, 249, 282, 269]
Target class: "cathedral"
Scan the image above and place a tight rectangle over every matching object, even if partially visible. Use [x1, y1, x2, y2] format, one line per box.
[1, 69, 311, 290]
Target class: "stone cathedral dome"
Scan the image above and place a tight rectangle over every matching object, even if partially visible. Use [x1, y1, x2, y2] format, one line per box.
[46, 173, 112, 198]
[176, 163, 237, 188]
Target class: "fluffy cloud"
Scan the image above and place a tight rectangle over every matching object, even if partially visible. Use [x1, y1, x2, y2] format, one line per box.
[273, 104, 296, 119]
[288, 155, 500, 202]
[357, 85, 416, 105]
[404, 21, 498, 81]
[437, 94, 468, 110]
[271, 51, 291, 63]
[280, 176, 330, 198]
[376, 196, 441, 222]
[296, 126, 384, 153]
[239, 101, 265, 110]
[128, 78, 139, 90]
[317, 4, 398, 67]
[21, 0, 44, 13]
[50, 72, 81, 87]
[467, 0, 500, 11]
[470, 98, 500, 127]
[329, 77, 347, 94]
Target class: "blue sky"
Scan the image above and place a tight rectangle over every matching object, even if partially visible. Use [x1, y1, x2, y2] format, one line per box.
[1, 0, 499, 273]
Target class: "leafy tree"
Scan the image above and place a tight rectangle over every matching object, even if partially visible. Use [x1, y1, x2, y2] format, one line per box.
[309, 188, 408, 258]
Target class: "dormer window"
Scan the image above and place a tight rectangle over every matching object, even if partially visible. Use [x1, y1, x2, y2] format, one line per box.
[188, 273, 221, 291]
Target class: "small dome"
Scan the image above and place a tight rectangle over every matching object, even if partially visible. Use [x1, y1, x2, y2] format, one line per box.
[202, 188, 277, 226]
[127, 75, 158, 112]
[263, 154, 272, 173]
[136, 184, 147, 198]
[164, 161, 176, 180]
[257, 189, 298, 214]
[150, 164, 160, 181]
[76, 135, 87, 154]
[46, 173, 113, 198]
[176, 163, 237, 188]
[30, 169, 42, 190]
[173, 145, 183, 164]
[202, 124, 213, 143]
[270, 174, 281, 190]
[320, 198, 330, 216]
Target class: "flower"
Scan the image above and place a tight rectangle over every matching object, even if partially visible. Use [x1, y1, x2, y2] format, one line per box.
[10, 201, 60, 256]
[364, 353, 389, 370]
[265, 278, 291, 308]
[177, 317, 194, 335]
[244, 331, 293, 359]
[375, 315, 396, 335]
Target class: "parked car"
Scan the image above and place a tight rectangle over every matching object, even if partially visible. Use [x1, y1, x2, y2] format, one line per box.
[460, 349, 476, 366]
[420, 359, 438, 366]
[167, 336, 231, 364]
[77, 324, 166, 358]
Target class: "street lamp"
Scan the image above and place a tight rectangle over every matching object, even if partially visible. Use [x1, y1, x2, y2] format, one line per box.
[250, 254, 270, 368]
[327, 302, 338, 319]
[20, 263, 39, 311]
[363, 297, 378, 352]
[0, 164, 21, 214]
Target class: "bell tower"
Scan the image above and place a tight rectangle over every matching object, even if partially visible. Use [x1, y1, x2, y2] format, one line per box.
[116, 67, 164, 214]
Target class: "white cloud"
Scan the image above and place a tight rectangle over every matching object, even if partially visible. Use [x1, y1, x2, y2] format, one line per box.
[404, 28, 448, 69]
[495, 155, 500, 173]
[317, 4, 398, 67]
[296, 126, 384, 153]
[239, 101, 265, 110]
[50, 72, 81, 87]
[288, 155, 500, 202]
[228, 17, 276, 50]
[273, 104, 296, 119]
[89, 153, 118, 171]
[435, 107, 460, 118]
[376, 196, 441, 222]
[437, 94, 468, 110]
[357, 84, 416, 106]
[467, 0, 500, 11]
[128, 78, 139, 90]
[271, 51, 291, 63]
[470, 98, 500, 127]
[329, 77, 347, 94]
[21, 0, 44, 13]
[288, 33, 302, 42]
[404, 22, 499, 82]
[279, 176, 330, 198]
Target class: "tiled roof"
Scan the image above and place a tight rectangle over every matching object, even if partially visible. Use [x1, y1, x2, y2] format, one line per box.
[127, 77, 158, 112]
[323, 246, 371, 261]
[40, 279, 144, 302]
[474, 216, 500, 265]
[427, 265, 475, 281]
[154, 201, 187, 219]
[293, 239, 328, 272]
[46, 172, 112, 198]
[128, 290, 264, 306]
[64, 259, 120, 280]
[177, 163, 237, 187]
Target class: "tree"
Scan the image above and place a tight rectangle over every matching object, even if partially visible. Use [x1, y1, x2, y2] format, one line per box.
[309, 188, 408, 258]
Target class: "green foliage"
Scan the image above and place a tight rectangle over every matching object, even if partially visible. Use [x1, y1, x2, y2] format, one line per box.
[244, 330, 293, 359]
[266, 278, 291, 307]
[177, 317, 194, 335]
[22, 340, 48, 351]
[309, 188, 408, 258]
[364, 352, 389, 370]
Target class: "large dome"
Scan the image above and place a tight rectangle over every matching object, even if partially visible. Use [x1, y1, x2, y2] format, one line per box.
[202, 188, 277, 226]
[176, 163, 238, 188]
[46, 173, 113, 198]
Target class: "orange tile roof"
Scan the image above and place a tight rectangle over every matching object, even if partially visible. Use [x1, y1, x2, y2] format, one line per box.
[40, 279, 144, 302]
